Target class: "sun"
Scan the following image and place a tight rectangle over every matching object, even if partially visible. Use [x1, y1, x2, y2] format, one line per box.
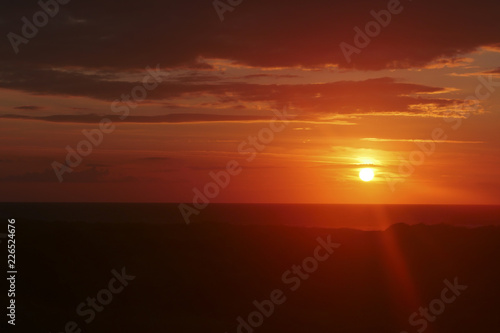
[359, 168, 375, 182]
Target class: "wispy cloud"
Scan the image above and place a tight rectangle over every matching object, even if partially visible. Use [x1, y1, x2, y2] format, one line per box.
[13, 105, 44, 110]
[361, 138, 485, 144]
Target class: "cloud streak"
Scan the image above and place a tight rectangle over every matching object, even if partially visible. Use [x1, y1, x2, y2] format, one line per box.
[0, 67, 461, 116]
[13, 105, 45, 110]
[361, 138, 485, 144]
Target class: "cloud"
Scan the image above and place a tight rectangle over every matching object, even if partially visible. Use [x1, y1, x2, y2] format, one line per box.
[13, 105, 44, 110]
[0, 167, 139, 183]
[424, 57, 474, 69]
[486, 67, 500, 74]
[0, 64, 141, 100]
[0, 113, 281, 123]
[0, 69, 461, 116]
[138, 157, 175, 161]
[0, 167, 107, 183]
[240, 74, 301, 79]
[185, 61, 215, 70]
[169, 72, 224, 83]
[361, 138, 485, 144]
[451, 69, 500, 77]
[85, 163, 110, 168]
[221, 78, 457, 114]
[1, 0, 499, 70]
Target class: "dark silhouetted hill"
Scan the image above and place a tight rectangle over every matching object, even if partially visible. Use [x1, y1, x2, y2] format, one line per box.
[5, 220, 500, 332]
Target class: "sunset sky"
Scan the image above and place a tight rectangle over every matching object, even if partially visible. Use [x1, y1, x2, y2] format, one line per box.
[1, 0, 500, 203]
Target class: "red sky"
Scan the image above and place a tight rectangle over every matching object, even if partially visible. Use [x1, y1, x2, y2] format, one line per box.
[1, 0, 500, 203]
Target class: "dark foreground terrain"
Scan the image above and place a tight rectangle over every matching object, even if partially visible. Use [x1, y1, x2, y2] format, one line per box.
[3, 220, 500, 332]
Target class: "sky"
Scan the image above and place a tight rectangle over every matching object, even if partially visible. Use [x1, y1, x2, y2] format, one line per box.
[1, 0, 500, 204]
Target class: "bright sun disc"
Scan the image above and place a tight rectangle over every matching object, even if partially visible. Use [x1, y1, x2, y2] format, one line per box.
[359, 168, 374, 182]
